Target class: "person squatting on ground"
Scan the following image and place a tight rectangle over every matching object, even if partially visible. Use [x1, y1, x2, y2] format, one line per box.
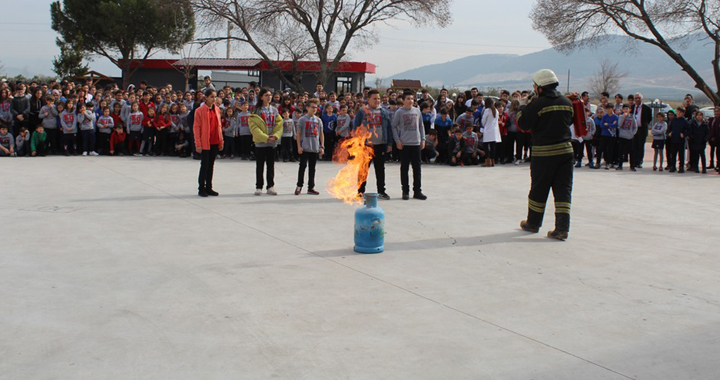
[517, 69, 575, 241]
[194, 89, 224, 197]
[392, 90, 427, 200]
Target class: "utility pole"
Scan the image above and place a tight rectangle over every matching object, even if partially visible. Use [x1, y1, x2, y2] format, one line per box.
[567, 69, 571, 94]
[226, 21, 232, 59]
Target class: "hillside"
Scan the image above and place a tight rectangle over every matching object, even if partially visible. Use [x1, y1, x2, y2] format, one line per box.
[384, 35, 714, 100]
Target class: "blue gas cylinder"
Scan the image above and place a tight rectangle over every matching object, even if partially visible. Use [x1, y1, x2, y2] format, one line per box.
[354, 193, 385, 253]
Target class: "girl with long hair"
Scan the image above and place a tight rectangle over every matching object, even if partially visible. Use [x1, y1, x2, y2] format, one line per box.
[249, 88, 283, 195]
[481, 98, 501, 167]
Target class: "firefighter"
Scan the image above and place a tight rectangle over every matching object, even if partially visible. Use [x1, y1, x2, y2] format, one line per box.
[517, 69, 574, 240]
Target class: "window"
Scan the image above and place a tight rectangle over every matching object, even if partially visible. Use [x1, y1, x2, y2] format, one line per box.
[336, 76, 353, 95]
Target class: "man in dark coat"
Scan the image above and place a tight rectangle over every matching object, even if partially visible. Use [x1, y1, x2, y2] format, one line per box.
[631, 93, 653, 169]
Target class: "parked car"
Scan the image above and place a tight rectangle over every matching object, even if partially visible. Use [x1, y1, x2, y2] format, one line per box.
[644, 101, 673, 114]
[699, 106, 715, 118]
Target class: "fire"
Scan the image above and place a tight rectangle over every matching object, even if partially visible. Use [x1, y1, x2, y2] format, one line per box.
[327, 125, 375, 205]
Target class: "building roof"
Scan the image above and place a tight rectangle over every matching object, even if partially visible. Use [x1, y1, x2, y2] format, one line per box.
[391, 79, 423, 89]
[124, 58, 376, 74]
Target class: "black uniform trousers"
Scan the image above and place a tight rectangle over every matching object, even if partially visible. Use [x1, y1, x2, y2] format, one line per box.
[297, 152, 318, 188]
[526, 142, 574, 232]
[198, 144, 219, 191]
[358, 144, 386, 194]
[399, 145, 422, 194]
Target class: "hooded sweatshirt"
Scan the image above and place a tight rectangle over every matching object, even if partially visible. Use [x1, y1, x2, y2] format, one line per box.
[40, 105, 59, 129]
[251, 106, 283, 148]
[391, 106, 425, 146]
[617, 114, 638, 140]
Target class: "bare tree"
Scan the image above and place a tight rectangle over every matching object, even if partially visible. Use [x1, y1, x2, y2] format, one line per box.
[531, 0, 720, 105]
[192, 0, 452, 91]
[0, 60, 5, 78]
[589, 59, 627, 97]
[174, 42, 215, 92]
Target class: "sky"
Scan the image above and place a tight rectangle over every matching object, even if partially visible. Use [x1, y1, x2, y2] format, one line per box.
[0, 0, 552, 79]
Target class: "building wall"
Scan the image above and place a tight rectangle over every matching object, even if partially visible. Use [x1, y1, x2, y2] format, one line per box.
[123, 68, 366, 94]
[260, 72, 366, 94]
[126, 69, 196, 92]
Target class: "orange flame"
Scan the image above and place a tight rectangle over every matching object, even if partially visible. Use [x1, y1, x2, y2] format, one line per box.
[327, 125, 375, 205]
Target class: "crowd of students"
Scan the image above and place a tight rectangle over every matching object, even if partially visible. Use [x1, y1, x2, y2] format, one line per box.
[1, 77, 718, 180]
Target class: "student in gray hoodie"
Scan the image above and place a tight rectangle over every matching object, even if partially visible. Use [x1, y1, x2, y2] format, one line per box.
[392, 90, 427, 200]
[60, 102, 78, 155]
[295, 99, 325, 195]
[39, 97, 59, 154]
[353, 89, 393, 200]
[617, 104, 638, 171]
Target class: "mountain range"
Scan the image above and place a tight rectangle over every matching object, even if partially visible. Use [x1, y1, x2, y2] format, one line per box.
[381, 34, 715, 101]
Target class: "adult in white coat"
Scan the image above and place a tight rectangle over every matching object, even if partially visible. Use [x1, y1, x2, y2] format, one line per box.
[481, 98, 502, 167]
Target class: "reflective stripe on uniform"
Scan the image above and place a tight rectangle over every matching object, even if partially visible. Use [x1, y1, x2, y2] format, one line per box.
[532, 141, 573, 157]
[555, 201, 571, 214]
[537, 105, 573, 116]
[528, 198, 546, 213]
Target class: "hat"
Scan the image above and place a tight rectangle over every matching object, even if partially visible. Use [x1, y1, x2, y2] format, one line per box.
[532, 69, 559, 87]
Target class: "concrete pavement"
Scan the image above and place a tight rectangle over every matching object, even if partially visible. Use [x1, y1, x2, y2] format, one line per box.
[1, 154, 718, 380]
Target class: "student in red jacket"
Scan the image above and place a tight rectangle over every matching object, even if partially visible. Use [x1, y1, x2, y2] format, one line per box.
[155, 103, 172, 156]
[194, 89, 224, 197]
[109, 125, 127, 155]
[140, 107, 156, 155]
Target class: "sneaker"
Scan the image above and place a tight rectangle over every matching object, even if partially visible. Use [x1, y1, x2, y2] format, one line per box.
[413, 192, 427, 200]
[616, 166, 623, 170]
[574, 162, 582, 168]
[402, 192, 409, 200]
[134, 153, 142, 157]
[267, 187, 277, 196]
[294, 186, 302, 195]
[378, 192, 391, 200]
[520, 220, 539, 233]
[206, 189, 219, 196]
[631, 167, 637, 172]
[82, 152, 88, 156]
[90, 151, 99, 156]
[514, 159, 520, 165]
[547, 230, 568, 241]
[254, 188, 262, 196]
[307, 188, 319, 195]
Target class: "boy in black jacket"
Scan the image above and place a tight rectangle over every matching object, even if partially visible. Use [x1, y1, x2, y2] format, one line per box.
[688, 112, 710, 173]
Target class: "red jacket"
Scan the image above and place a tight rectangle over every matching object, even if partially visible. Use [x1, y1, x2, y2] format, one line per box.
[156, 114, 172, 131]
[111, 112, 124, 129]
[139, 101, 155, 119]
[110, 130, 127, 152]
[142, 113, 156, 129]
[193, 103, 223, 150]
